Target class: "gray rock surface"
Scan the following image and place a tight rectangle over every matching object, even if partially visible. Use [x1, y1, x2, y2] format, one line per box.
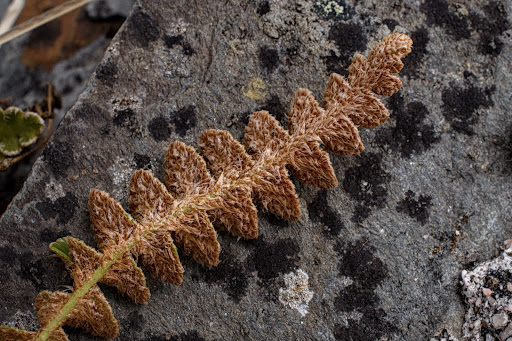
[1, 0, 512, 340]
[85, 0, 136, 20]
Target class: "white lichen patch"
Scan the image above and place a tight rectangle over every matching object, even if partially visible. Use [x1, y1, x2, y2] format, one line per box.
[315, 0, 345, 16]
[107, 158, 132, 201]
[3, 310, 38, 331]
[45, 179, 65, 201]
[337, 311, 364, 328]
[279, 269, 314, 317]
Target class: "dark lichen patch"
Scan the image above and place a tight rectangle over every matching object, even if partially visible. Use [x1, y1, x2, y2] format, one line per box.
[171, 105, 197, 137]
[35, 192, 78, 225]
[0, 245, 16, 265]
[401, 27, 429, 79]
[38, 228, 70, 243]
[163, 35, 196, 56]
[246, 237, 300, 283]
[238, 111, 253, 126]
[342, 153, 389, 223]
[126, 11, 160, 48]
[127, 311, 144, 329]
[352, 204, 370, 224]
[113, 108, 136, 129]
[313, 0, 354, 21]
[420, 0, 471, 39]
[382, 19, 399, 31]
[199, 248, 248, 301]
[396, 190, 432, 224]
[148, 116, 171, 142]
[261, 211, 289, 228]
[324, 22, 366, 76]
[259, 46, 280, 73]
[167, 331, 206, 341]
[133, 154, 151, 170]
[376, 95, 439, 158]
[42, 140, 75, 178]
[95, 60, 118, 87]
[469, 2, 510, 56]
[18, 253, 53, 290]
[502, 127, 512, 174]
[441, 84, 495, 135]
[256, 1, 270, 16]
[334, 240, 387, 298]
[119, 312, 145, 339]
[164, 34, 183, 48]
[307, 190, 344, 236]
[334, 313, 397, 341]
[333, 240, 396, 340]
[73, 102, 105, 123]
[258, 95, 287, 126]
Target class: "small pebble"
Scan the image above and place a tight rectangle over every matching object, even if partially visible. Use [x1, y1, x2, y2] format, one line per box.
[507, 283, 512, 292]
[483, 288, 493, 296]
[492, 313, 509, 328]
[500, 323, 512, 339]
[488, 296, 497, 305]
[474, 320, 481, 329]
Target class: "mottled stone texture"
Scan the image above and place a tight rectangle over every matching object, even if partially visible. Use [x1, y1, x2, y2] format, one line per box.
[1, 0, 512, 340]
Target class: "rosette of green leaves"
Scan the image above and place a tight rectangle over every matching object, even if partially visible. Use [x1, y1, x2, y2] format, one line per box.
[0, 106, 45, 157]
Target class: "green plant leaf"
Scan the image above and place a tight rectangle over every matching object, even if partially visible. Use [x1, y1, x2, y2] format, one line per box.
[50, 238, 72, 263]
[0, 106, 45, 156]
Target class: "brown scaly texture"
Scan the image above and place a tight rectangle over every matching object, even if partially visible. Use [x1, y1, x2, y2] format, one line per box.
[243, 111, 301, 221]
[0, 33, 412, 341]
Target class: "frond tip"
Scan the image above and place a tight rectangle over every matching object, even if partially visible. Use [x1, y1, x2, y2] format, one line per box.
[325, 32, 413, 128]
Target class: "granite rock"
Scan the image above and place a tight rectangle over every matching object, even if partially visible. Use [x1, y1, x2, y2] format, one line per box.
[1, 0, 512, 340]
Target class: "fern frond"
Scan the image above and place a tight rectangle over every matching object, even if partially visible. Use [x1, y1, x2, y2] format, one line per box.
[0, 33, 412, 341]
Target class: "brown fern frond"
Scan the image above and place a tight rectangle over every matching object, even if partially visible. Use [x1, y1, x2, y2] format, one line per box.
[0, 326, 68, 340]
[89, 189, 140, 251]
[165, 141, 212, 198]
[324, 34, 412, 128]
[128, 170, 184, 284]
[351, 33, 412, 95]
[1, 33, 412, 341]
[129, 169, 176, 225]
[56, 237, 150, 304]
[36, 238, 120, 339]
[290, 89, 363, 156]
[36, 286, 118, 339]
[199, 129, 255, 179]
[199, 129, 259, 238]
[172, 209, 221, 266]
[129, 166, 220, 266]
[243, 111, 301, 220]
[288, 134, 338, 188]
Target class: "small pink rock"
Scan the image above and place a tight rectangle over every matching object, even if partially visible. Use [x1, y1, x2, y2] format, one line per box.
[483, 287, 493, 296]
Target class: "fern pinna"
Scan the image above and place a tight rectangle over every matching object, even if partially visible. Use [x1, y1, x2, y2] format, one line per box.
[0, 33, 412, 341]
